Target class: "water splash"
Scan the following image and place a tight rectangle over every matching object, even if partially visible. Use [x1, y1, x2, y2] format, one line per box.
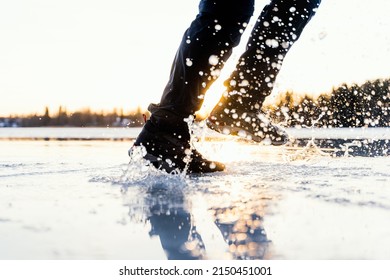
[282, 110, 334, 161]
[283, 137, 332, 162]
[120, 145, 188, 186]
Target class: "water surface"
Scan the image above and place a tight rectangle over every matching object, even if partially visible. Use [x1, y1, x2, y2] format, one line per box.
[0, 128, 389, 259]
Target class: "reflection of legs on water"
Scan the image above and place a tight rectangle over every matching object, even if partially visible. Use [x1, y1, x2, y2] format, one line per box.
[148, 208, 205, 260]
[147, 193, 269, 260]
[127, 179, 272, 259]
[213, 207, 269, 260]
[147, 184, 205, 260]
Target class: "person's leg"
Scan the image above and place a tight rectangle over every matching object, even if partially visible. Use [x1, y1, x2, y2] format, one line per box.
[224, 0, 321, 109]
[208, 0, 321, 144]
[150, 0, 255, 131]
[132, 1, 255, 173]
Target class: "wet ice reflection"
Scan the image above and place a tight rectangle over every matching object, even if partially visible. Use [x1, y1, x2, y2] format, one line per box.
[121, 172, 273, 260]
[1, 137, 389, 259]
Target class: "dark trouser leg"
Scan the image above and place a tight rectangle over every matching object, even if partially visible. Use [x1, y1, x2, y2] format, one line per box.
[220, 0, 322, 111]
[148, 1, 254, 137]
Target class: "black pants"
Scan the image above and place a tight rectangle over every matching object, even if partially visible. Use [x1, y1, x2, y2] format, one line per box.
[149, 0, 321, 131]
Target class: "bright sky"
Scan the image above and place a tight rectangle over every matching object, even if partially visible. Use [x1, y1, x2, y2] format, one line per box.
[1, 0, 390, 116]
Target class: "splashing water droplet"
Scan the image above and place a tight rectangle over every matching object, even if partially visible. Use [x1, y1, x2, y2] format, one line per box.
[265, 39, 279, 48]
[186, 58, 193, 67]
[209, 55, 219, 66]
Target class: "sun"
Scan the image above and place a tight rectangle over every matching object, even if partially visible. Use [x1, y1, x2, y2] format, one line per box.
[196, 82, 226, 120]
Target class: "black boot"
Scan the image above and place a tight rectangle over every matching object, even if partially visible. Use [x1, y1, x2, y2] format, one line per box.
[130, 119, 225, 174]
[206, 93, 288, 145]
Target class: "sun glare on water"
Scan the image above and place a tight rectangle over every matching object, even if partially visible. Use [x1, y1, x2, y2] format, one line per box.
[196, 82, 227, 120]
[194, 138, 258, 164]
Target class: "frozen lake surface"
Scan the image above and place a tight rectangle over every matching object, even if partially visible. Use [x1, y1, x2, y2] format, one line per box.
[0, 127, 389, 259]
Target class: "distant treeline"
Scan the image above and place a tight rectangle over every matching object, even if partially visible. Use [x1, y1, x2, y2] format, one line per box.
[267, 78, 390, 127]
[1, 78, 389, 128]
[0, 106, 150, 127]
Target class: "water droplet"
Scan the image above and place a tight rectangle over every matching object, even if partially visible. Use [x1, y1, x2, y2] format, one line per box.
[209, 55, 219, 66]
[186, 58, 193, 67]
[266, 39, 279, 48]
